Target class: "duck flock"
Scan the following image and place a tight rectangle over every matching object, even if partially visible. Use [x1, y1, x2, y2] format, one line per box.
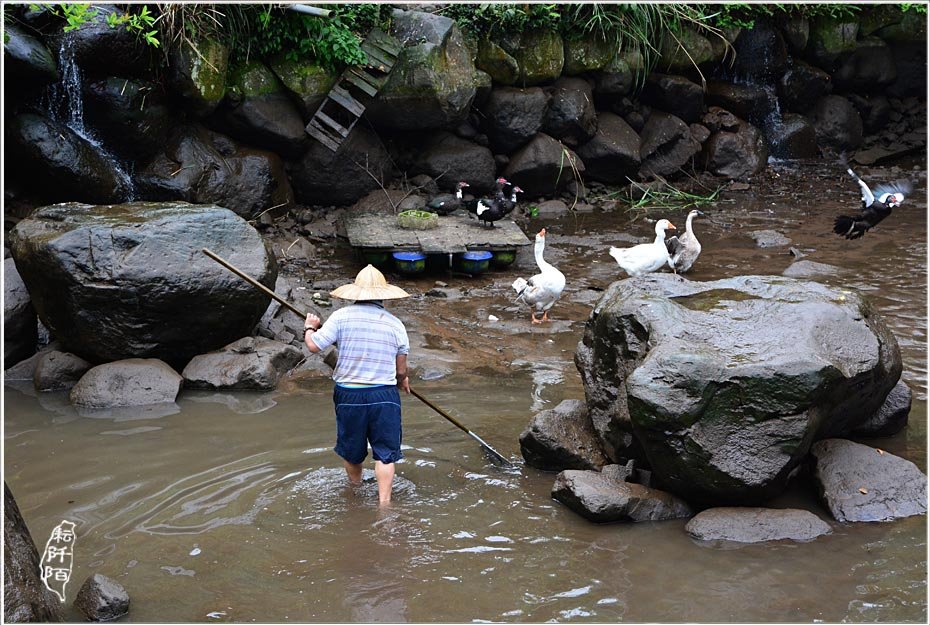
[423, 167, 912, 324]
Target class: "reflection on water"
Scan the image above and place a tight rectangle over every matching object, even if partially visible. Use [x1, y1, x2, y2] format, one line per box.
[4, 163, 926, 622]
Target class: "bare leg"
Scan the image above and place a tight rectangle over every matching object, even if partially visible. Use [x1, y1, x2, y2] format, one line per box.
[541, 310, 551, 322]
[374, 461, 395, 505]
[531, 311, 541, 324]
[343, 459, 363, 485]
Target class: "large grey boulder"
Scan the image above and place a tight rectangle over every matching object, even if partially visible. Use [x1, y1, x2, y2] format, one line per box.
[56, 4, 148, 78]
[638, 112, 701, 179]
[807, 17, 859, 72]
[476, 39, 519, 85]
[70, 359, 182, 408]
[4, 258, 37, 367]
[136, 125, 294, 219]
[541, 77, 597, 147]
[10, 202, 276, 364]
[4, 483, 64, 623]
[6, 113, 132, 205]
[705, 81, 772, 127]
[809, 95, 864, 152]
[768, 113, 820, 160]
[575, 112, 641, 184]
[73, 574, 129, 622]
[268, 56, 335, 118]
[167, 37, 229, 117]
[83, 77, 175, 161]
[777, 60, 833, 114]
[685, 507, 832, 543]
[412, 132, 496, 194]
[503, 134, 584, 198]
[365, 10, 477, 130]
[182, 337, 304, 391]
[3, 23, 57, 84]
[563, 34, 615, 75]
[832, 37, 897, 92]
[480, 87, 550, 154]
[811, 439, 926, 523]
[217, 61, 308, 158]
[850, 380, 911, 437]
[642, 74, 704, 124]
[731, 21, 788, 80]
[498, 28, 564, 85]
[519, 399, 609, 471]
[846, 94, 891, 135]
[552, 467, 693, 523]
[33, 351, 92, 392]
[575, 274, 902, 503]
[287, 125, 393, 206]
[592, 53, 635, 104]
[701, 117, 768, 179]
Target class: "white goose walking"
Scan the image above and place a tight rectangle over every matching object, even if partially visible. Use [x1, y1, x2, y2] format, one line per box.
[609, 219, 677, 277]
[512, 228, 565, 324]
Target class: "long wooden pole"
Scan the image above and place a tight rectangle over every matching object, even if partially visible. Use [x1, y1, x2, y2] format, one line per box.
[202, 248, 515, 468]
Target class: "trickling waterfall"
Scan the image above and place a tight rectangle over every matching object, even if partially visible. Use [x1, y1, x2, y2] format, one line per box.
[47, 35, 136, 200]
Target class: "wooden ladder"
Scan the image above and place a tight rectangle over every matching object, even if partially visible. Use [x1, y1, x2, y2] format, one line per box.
[305, 28, 403, 152]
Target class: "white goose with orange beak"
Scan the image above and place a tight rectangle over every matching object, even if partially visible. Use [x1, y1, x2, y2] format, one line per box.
[512, 228, 566, 324]
[609, 219, 677, 277]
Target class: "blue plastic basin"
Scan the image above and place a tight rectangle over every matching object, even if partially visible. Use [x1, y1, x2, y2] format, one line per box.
[393, 251, 426, 274]
[453, 250, 493, 274]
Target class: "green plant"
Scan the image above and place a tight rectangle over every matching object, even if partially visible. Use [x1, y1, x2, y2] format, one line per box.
[29, 3, 160, 46]
[901, 3, 928, 13]
[594, 176, 722, 213]
[106, 4, 159, 47]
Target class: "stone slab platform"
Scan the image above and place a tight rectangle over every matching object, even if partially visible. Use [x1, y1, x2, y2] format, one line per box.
[342, 213, 531, 253]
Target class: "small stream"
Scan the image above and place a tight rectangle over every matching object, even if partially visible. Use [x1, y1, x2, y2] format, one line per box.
[4, 161, 926, 622]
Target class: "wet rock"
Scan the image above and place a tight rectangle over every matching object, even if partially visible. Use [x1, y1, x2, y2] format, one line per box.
[216, 61, 308, 158]
[503, 134, 584, 198]
[592, 54, 634, 103]
[575, 274, 902, 503]
[850, 380, 911, 438]
[689, 123, 710, 144]
[59, 4, 149, 77]
[519, 399, 609, 471]
[365, 10, 477, 130]
[412, 132, 496, 194]
[33, 351, 92, 392]
[4, 483, 64, 623]
[768, 113, 820, 160]
[832, 37, 897, 92]
[705, 81, 771, 127]
[575, 112, 641, 184]
[542, 77, 597, 147]
[73, 574, 129, 622]
[480, 87, 550, 154]
[137, 125, 294, 219]
[287, 125, 393, 207]
[182, 337, 304, 391]
[10, 202, 275, 364]
[168, 37, 229, 116]
[416, 366, 451, 381]
[807, 17, 859, 73]
[4, 258, 37, 367]
[3, 23, 57, 84]
[563, 34, 614, 75]
[6, 113, 131, 205]
[781, 16, 810, 55]
[658, 27, 713, 74]
[476, 39, 519, 85]
[731, 21, 788, 81]
[642, 74, 704, 124]
[750, 230, 792, 247]
[71, 359, 181, 408]
[781, 259, 841, 278]
[685, 507, 832, 543]
[846, 94, 891, 134]
[638, 112, 701, 179]
[268, 55, 336, 118]
[499, 28, 564, 85]
[777, 59, 833, 114]
[702, 119, 768, 179]
[535, 200, 571, 217]
[811, 439, 927, 522]
[83, 77, 175, 161]
[809, 95, 864, 152]
[552, 468, 693, 523]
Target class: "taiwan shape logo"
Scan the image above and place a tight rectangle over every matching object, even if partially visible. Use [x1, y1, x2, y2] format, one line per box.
[40, 520, 77, 602]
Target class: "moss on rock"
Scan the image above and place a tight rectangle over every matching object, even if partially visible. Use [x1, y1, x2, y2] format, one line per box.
[563, 33, 615, 75]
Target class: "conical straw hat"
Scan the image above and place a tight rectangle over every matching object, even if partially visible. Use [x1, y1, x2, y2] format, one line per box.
[330, 265, 410, 300]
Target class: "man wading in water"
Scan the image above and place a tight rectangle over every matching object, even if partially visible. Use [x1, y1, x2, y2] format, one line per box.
[303, 265, 411, 505]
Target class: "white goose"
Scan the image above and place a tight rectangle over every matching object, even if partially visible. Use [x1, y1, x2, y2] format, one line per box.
[512, 228, 566, 324]
[665, 209, 703, 273]
[609, 219, 677, 277]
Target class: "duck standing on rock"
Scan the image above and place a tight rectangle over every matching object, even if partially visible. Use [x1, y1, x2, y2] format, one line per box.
[609, 219, 677, 277]
[426, 181, 469, 215]
[665, 209, 704, 273]
[512, 228, 565, 324]
[834, 168, 912, 239]
[463, 177, 506, 216]
[468, 178, 523, 227]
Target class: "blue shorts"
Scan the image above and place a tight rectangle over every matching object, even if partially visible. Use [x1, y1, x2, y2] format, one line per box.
[333, 384, 403, 464]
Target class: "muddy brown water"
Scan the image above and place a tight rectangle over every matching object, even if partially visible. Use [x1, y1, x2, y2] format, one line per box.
[5, 162, 927, 622]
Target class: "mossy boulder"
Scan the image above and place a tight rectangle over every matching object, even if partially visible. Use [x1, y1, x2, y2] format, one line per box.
[563, 33, 616, 75]
[575, 274, 902, 504]
[476, 39, 519, 85]
[169, 37, 229, 116]
[873, 7, 927, 42]
[807, 16, 859, 72]
[268, 55, 337, 117]
[499, 28, 564, 85]
[658, 28, 714, 74]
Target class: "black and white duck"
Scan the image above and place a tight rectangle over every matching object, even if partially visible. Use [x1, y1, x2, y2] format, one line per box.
[463, 177, 507, 217]
[472, 181, 523, 227]
[665, 209, 704, 273]
[834, 168, 912, 239]
[512, 228, 565, 323]
[426, 181, 469, 215]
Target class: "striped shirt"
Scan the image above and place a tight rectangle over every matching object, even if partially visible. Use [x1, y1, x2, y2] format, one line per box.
[310, 302, 409, 386]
